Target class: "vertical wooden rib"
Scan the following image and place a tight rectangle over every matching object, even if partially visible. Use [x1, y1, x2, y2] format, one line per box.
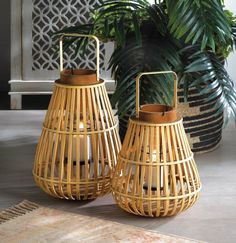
[135, 122, 144, 215]
[140, 124, 149, 216]
[101, 85, 119, 165]
[155, 126, 161, 217]
[58, 88, 67, 199]
[124, 162, 133, 213]
[50, 132, 59, 197]
[67, 88, 76, 199]
[166, 125, 178, 216]
[63, 88, 71, 198]
[82, 88, 89, 199]
[100, 86, 116, 169]
[96, 86, 111, 168]
[98, 86, 112, 172]
[127, 123, 138, 214]
[54, 87, 66, 198]
[87, 87, 97, 199]
[179, 123, 198, 207]
[131, 124, 141, 215]
[120, 122, 133, 211]
[35, 130, 47, 185]
[91, 86, 104, 187]
[75, 88, 81, 199]
[173, 124, 186, 212]
[176, 123, 191, 210]
[148, 126, 154, 216]
[129, 123, 140, 213]
[43, 131, 54, 195]
[161, 126, 169, 217]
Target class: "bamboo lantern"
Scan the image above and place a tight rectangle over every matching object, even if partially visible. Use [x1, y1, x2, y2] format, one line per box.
[33, 34, 121, 200]
[112, 71, 202, 217]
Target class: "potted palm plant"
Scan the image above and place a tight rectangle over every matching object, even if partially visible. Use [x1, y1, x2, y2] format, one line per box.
[56, 0, 236, 153]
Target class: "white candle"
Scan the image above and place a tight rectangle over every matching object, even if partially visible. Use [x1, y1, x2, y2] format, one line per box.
[56, 122, 92, 163]
[144, 150, 164, 190]
[152, 151, 164, 189]
[71, 121, 92, 162]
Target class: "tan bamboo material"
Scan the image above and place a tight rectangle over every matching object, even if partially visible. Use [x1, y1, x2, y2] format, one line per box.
[33, 34, 121, 200]
[112, 71, 201, 217]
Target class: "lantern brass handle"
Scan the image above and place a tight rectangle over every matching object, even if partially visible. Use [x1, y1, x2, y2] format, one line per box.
[136, 71, 178, 118]
[59, 33, 100, 81]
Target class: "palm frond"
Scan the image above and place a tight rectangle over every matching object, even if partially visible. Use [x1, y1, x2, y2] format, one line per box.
[110, 29, 181, 138]
[180, 45, 236, 120]
[166, 0, 232, 51]
[93, 0, 150, 46]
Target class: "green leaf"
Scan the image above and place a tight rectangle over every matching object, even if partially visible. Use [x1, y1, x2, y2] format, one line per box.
[132, 12, 142, 46]
[166, 0, 232, 51]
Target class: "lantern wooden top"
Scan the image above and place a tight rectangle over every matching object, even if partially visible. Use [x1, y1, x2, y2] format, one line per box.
[58, 69, 99, 86]
[139, 104, 178, 123]
[136, 71, 179, 123]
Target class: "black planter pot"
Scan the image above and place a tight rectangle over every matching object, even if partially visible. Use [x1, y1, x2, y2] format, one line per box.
[178, 87, 223, 154]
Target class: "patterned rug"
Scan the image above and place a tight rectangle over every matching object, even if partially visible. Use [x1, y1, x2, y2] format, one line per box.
[0, 201, 203, 243]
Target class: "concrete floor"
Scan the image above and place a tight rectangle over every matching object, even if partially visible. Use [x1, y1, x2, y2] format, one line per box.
[0, 111, 236, 243]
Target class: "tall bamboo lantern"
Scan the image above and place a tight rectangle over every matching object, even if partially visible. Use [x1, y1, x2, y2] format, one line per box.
[112, 71, 201, 217]
[33, 34, 121, 200]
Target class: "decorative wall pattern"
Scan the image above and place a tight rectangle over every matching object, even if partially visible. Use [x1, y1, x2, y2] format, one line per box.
[32, 0, 105, 71]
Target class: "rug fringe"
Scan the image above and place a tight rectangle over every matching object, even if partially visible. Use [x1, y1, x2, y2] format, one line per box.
[0, 200, 39, 224]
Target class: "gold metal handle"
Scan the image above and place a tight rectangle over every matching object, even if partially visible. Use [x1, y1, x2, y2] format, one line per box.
[59, 33, 100, 81]
[136, 71, 178, 118]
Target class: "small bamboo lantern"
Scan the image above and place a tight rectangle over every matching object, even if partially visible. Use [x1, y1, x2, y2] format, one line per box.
[112, 71, 202, 217]
[33, 34, 121, 200]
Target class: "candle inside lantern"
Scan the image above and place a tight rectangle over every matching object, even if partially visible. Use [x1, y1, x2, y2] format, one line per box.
[144, 150, 164, 190]
[56, 121, 92, 164]
[71, 121, 92, 162]
[152, 151, 164, 189]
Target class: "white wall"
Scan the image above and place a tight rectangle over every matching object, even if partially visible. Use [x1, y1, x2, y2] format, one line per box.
[225, 0, 236, 84]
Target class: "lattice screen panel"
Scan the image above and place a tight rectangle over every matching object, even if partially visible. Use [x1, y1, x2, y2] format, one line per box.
[32, 0, 105, 71]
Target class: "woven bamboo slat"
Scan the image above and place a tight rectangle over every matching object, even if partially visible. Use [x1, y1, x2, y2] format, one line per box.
[33, 34, 121, 200]
[111, 71, 201, 217]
